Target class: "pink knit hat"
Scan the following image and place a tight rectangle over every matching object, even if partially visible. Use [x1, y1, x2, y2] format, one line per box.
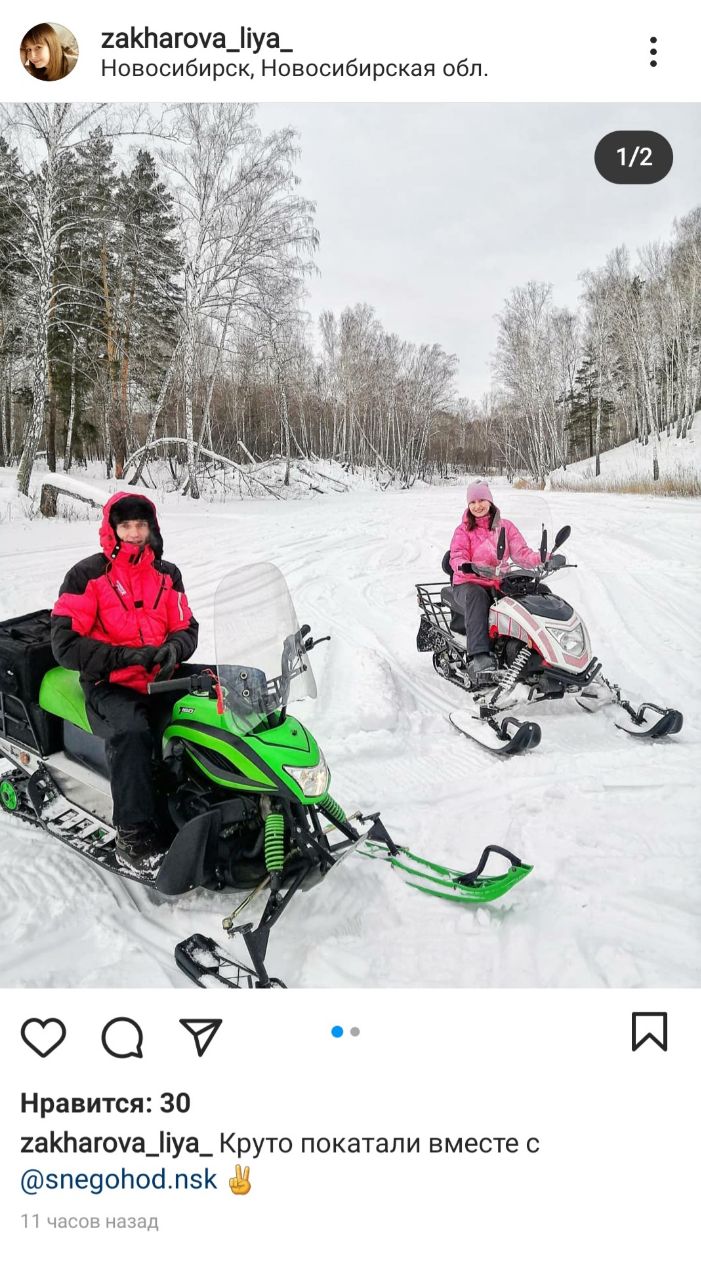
[466, 480, 494, 505]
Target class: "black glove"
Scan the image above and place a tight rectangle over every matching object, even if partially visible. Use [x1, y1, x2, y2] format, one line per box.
[459, 563, 473, 574]
[152, 642, 179, 681]
[114, 644, 159, 670]
[548, 554, 566, 570]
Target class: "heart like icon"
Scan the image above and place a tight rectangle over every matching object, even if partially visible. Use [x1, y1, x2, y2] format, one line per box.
[21, 1018, 67, 1058]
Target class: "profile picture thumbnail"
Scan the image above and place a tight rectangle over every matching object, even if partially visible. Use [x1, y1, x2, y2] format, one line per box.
[20, 21, 78, 81]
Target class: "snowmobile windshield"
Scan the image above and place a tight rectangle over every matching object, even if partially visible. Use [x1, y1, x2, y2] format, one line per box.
[213, 562, 317, 726]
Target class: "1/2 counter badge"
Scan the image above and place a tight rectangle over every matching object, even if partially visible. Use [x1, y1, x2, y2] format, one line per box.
[595, 131, 673, 184]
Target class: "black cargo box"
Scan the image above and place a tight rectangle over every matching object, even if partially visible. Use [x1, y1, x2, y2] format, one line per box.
[0, 690, 61, 755]
[0, 610, 61, 754]
[0, 609, 56, 701]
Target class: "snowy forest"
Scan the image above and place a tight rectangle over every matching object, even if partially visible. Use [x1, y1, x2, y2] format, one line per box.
[0, 101, 700, 497]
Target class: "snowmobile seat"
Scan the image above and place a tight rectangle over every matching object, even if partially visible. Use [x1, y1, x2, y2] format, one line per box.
[39, 667, 92, 733]
[37, 668, 110, 774]
[62, 721, 110, 777]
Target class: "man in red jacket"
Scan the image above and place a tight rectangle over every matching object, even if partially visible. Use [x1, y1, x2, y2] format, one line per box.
[51, 492, 199, 870]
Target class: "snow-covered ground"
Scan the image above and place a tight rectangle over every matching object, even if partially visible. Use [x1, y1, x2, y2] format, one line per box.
[0, 478, 699, 988]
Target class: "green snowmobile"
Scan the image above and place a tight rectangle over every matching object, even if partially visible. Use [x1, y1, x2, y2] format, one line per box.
[0, 562, 533, 987]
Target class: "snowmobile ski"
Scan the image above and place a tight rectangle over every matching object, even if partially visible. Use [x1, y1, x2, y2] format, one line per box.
[577, 679, 683, 739]
[175, 933, 286, 989]
[449, 709, 542, 755]
[615, 703, 684, 739]
[359, 835, 533, 902]
[328, 810, 533, 902]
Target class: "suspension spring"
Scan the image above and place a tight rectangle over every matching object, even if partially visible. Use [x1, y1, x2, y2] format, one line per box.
[494, 644, 532, 702]
[320, 796, 347, 825]
[264, 812, 286, 873]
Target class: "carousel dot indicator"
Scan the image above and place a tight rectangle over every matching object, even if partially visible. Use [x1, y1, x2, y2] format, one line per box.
[350, 1027, 360, 1037]
[331, 1025, 344, 1038]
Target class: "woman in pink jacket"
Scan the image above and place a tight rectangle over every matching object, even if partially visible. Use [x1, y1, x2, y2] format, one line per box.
[449, 481, 557, 685]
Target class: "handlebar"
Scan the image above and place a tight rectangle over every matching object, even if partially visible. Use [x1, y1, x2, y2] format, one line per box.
[458, 561, 574, 582]
[147, 626, 330, 705]
[501, 561, 575, 581]
[147, 673, 215, 696]
[147, 677, 191, 695]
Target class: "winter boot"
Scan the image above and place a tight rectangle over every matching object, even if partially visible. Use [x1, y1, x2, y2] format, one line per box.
[467, 652, 498, 687]
[115, 823, 167, 873]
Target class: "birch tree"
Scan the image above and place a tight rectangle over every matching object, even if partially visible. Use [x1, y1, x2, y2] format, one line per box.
[0, 104, 107, 493]
[159, 103, 317, 498]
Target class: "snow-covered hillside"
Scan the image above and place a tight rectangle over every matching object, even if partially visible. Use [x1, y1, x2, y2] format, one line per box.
[550, 411, 701, 492]
[0, 482, 699, 988]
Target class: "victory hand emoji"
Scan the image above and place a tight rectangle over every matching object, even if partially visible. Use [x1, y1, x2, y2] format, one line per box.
[229, 1164, 251, 1195]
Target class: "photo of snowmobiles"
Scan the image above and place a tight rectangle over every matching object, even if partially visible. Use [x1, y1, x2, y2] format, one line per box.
[416, 525, 683, 755]
[0, 562, 532, 987]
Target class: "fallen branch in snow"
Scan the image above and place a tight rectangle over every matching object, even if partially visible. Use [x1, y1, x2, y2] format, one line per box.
[123, 437, 195, 477]
[124, 437, 283, 500]
[237, 439, 258, 465]
[38, 474, 106, 517]
[291, 461, 349, 492]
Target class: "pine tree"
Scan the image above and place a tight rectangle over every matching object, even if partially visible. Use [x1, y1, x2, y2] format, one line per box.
[112, 149, 182, 474]
[567, 348, 615, 462]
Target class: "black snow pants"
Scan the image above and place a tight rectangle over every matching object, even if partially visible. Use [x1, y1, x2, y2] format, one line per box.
[84, 682, 162, 827]
[451, 583, 493, 657]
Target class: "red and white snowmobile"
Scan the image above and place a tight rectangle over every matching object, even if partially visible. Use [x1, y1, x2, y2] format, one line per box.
[416, 525, 683, 755]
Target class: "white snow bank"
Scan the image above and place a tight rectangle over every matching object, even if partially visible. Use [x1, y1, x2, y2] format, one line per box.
[0, 487, 35, 523]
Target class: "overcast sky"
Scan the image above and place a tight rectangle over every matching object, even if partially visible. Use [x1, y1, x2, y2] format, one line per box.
[256, 103, 701, 400]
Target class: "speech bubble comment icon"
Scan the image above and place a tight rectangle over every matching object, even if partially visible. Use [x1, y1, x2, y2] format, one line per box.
[101, 1017, 144, 1059]
[21, 1018, 66, 1058]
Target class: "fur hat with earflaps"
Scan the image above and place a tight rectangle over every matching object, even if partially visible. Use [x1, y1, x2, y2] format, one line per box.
[104, 491, 164, 559]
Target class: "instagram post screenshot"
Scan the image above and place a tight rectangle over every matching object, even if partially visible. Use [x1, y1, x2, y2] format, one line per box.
[0, 2, 699, 1275]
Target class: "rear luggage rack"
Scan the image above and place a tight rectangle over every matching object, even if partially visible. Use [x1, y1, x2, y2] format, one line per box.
[416, 582, 455, 632]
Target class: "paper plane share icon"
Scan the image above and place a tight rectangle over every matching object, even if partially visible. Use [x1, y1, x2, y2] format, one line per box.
[179, 1018, 223, 1057]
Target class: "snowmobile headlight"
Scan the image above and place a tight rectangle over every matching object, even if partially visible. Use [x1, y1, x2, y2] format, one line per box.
[546, 624, 585, 657]
[283, 751, 329, 797]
